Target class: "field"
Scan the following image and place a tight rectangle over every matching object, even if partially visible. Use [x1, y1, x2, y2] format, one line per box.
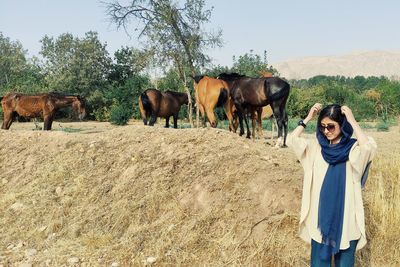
[0, 119, 399, 266]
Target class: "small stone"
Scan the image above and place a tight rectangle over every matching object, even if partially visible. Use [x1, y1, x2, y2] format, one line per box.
[15, 242, 24, 249]
[18, 263, 32, 267]
[67, 257, 80, 264]
[10, 202, 24, 212]
[25, 248, 37, 257]
[145, 257, 157, 265]
[111, 262, 119, 267]
[55, 187, 63, 196]
[2, 178, 8, 184]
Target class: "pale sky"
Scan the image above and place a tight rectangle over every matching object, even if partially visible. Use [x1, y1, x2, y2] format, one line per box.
[1, 0, 400, 66]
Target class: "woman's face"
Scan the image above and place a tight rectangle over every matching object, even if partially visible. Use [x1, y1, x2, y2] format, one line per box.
[320, 117, 342, 144]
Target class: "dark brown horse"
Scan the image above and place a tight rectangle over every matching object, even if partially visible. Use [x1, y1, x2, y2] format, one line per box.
[1, 92, 86, 130]
[138, 88, 188, 128]
[191, 75, 235, 130]
[218, 73, 290, 146]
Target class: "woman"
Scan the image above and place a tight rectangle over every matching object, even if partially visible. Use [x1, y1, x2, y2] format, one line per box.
[288, 103, 377, 266]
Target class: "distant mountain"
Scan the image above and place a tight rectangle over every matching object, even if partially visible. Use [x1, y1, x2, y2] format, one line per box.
[271, 51, 400, 80]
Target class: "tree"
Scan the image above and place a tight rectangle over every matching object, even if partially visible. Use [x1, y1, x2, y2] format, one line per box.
[232, 50, 277, 77]
[0, 33, 27, 91]
[106, 0, 223, 126]
[0, 33, 47, 95]
[108, 46, 153, 85]
[40, 31, 112, 96]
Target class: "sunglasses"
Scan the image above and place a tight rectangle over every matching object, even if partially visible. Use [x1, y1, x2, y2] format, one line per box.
[319, 124, 336, 133]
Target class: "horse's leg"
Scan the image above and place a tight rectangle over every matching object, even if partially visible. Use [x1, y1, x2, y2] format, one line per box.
[173, 114, 178, 129]
[271, 103, 285, 147]
[1, 111, 13, 129]
[257, 108, 263, 139]
[234, 103, 246, 136]
[244, 111, 251, 139]
[43, 115, 53, 130]
[283, 112, 288, 147]
[205, 106, 217, 128]
[223, 99, 235, 131]
[250, 109, 256, 139]
[198, 104, 206, 127]
[165, 116, 170, 128]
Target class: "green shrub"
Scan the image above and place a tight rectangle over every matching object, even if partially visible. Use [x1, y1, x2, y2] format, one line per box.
[376, 120, 390, 131]
[109, 104, 132, 125]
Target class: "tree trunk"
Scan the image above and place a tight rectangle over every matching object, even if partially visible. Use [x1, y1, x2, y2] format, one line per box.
[183, 71, 193, 127]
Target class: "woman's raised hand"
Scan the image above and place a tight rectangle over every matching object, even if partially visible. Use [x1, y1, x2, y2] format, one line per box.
[306, 103, 322, 121]
[341, 105, 356, 124]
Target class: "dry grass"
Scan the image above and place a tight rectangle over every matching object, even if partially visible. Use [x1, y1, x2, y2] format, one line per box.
[0, 121, 399, 266]
[359, 150, 400, 267]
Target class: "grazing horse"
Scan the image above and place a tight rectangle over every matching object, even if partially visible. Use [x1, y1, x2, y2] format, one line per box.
[218, 73, 290, 146]
[191, 75, 234, 130]
[1, 92, 86, 130]
[138, 88, 188, 129]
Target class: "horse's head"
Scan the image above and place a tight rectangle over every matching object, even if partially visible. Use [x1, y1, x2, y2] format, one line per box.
[72, 95, 86, 120]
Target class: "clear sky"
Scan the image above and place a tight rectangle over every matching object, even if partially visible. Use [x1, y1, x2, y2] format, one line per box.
[1, 0, 400, 66]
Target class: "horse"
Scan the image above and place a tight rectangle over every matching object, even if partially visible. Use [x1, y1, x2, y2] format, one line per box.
[138, 88, 189, 129]
[218, 73, 290, 146]
[232, 105, 275, 139]
[1, 92, 86, 130]
[191, 75, 234, 130]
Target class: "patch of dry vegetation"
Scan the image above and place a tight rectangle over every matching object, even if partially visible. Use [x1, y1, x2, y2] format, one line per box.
[0, 122, 399, 266]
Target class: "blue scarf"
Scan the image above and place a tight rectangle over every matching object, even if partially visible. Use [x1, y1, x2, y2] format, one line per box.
[316, 118, 357, 260]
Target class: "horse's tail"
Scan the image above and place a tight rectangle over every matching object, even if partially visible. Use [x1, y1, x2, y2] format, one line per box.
[140, 92, 152, 112]
[216, 88, 228, 107]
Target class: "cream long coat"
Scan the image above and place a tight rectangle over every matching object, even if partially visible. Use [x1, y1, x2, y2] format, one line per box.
[287, 134, 377, 250]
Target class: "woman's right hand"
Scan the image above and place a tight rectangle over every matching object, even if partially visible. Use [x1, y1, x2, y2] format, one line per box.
[305, 103, 322, 122]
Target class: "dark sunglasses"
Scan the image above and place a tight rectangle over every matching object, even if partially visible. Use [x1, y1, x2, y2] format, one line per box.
[319, 124, 336, 133]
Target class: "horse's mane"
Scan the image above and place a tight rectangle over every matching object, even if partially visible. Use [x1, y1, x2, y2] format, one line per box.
[217, 72, 246, 80]
[191, 75, 204, 84]
[165, 90, 187, 96]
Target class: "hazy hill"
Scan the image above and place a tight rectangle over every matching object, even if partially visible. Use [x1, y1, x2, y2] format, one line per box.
[272, 50, 400, 80]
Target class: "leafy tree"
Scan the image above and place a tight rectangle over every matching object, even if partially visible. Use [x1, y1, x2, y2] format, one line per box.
[108, 46, 153, 85]
[232, 50, 277, 77]
[106, 0, 223, 126]
[40, 31, 112, 96]
[0, 32, 27, 90]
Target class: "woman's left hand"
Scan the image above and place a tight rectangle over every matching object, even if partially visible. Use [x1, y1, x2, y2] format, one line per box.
[341, 106, 356, 124]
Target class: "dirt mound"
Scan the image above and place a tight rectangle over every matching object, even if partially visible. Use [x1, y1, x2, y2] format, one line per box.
[0, 123, 308, 266]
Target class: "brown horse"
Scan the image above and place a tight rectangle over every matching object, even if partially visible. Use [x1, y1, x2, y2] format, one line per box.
[1, 92, 86, 130]
[232, 105, 274, 139]
[218, 73, 290, 146]
[191, 75, 234, 130]
[138, 88, 188, 128]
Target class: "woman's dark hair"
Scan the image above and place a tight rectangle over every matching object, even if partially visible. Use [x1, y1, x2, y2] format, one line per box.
[317, 104, 345, 127]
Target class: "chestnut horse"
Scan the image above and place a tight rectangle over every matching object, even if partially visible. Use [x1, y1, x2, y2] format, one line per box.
[218, 73, 290, 146]
[138, 88, 188, 128]
[191, 75, 234, 130]
[1, 92, 86, 130]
